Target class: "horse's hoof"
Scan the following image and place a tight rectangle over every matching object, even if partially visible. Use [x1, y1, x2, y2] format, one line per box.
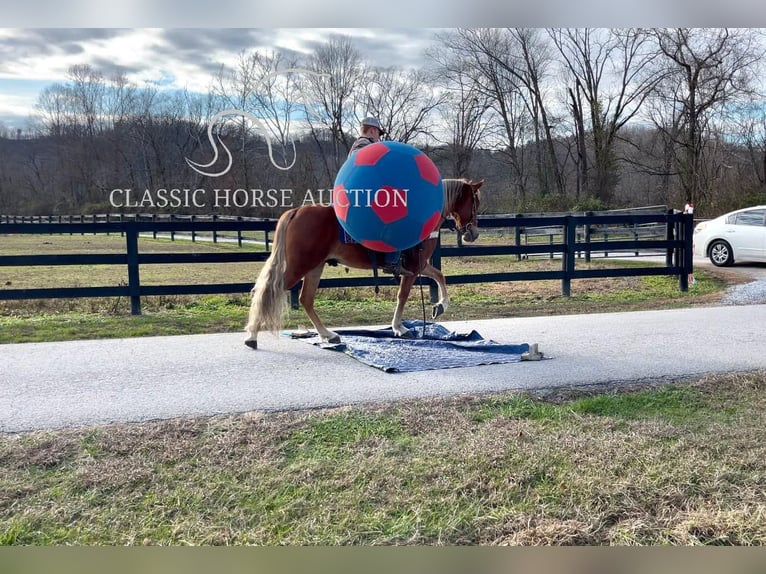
[432, 303, 444, 319]
[395, 329, 414, 339]
[244, 339, 258, 350]
[326, 335, 341, 344]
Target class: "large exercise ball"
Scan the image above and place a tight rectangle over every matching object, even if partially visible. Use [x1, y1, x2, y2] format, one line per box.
[332, 141, 443, 252]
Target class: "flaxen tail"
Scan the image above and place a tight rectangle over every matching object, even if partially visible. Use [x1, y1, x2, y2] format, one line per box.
[245, 210, 294, 336]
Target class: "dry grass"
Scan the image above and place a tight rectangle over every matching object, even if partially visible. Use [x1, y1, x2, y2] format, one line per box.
[2, 372, 765, 545]
[2, 234, 760, 546]
[1, 232, 729, 343]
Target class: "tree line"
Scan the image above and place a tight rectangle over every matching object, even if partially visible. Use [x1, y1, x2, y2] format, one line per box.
[1, 28, 765, 218]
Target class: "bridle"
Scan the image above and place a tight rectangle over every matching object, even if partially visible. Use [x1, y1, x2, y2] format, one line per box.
[455, 185, 479, 235]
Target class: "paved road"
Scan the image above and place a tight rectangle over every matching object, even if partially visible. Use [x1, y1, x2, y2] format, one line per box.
[3, 303, 766, 433]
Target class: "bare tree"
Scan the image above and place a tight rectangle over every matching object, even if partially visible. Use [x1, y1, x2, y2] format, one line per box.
[360, 67, 444, 144]
[423, 46, 492, 181]
[439, 80, 491, 178]
[103, 72, 138, 130]
[67, 64, 107, 137]
[211, 50, 265, 190]
[651, 28, 765, 205]
[35, 84, 73, 137]
[549, 28, 662, 204]
[210, 49, 318, 188]
[303, 35, 366, 179]
[438, 28, 565, 199]
[642, 79, 685, 204]
[735, 99, 766, 188]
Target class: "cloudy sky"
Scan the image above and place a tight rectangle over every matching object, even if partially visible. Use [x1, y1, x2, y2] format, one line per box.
[0, 28, 439, 130]
[4, 14, 766, 131]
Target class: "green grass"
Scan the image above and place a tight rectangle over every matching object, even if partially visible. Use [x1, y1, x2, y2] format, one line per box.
[1, 232, 761, 547]
[1, 232, 729, 344]
[0, 295, 249, 344]
[569, 385, 715, 424]
[468, 384, 721, 427]
[0, 267, 727, 344]
[2, 372, 765, 545]
[284, 412, 413, 460]
[470, 394, 564, 423]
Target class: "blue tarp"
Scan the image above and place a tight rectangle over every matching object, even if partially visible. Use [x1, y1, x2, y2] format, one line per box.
[287, 320, 530, 373]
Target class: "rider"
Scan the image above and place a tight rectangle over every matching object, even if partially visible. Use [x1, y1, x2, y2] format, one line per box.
[348, 116, 412, 277]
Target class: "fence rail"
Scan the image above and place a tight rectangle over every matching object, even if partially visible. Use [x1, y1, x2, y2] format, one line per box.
[1, 211, 694, 315]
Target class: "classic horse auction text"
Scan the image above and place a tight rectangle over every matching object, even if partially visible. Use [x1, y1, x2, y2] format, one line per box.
[108, 187, 409, 209]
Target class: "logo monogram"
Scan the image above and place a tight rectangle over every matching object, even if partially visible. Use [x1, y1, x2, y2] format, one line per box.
[186, 68, 330, 177]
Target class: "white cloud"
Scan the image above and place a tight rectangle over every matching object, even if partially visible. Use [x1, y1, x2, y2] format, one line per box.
[0, 28, 441, 128]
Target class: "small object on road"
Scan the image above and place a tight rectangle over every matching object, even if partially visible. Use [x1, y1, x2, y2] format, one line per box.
[521, 343, 544, 361]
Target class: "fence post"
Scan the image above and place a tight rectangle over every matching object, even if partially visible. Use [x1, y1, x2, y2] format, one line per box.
[212, 214, 218, 243]
[680, 212, 693, 292]
[515, 226, 522, 261]
[237, 216, 243, 247]
[562, 216, 575, 297]
[126, 227, 142, 315]
[666, 211, 675, 267]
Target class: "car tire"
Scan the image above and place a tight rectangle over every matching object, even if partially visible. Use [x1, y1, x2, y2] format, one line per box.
[709, 239, 734, 266]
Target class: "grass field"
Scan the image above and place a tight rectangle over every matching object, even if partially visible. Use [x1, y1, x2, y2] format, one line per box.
[0, 233, 728, 344]
[2, 232, 764, 546]
[2, 372, 765, 545]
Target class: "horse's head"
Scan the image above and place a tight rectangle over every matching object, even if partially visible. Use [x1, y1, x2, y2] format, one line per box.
[450, 179, 483, 243]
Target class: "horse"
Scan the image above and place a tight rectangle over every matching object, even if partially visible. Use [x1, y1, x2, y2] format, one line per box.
[244, 178, 484, 349]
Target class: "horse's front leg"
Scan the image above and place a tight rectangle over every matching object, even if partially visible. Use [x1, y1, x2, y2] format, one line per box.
[299, 264, 341, 344]
[419, 263, 449, 319]
[391, 275, 417, 338]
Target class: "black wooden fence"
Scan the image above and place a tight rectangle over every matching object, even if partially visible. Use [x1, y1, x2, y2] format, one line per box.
[0, 211, 694, 315]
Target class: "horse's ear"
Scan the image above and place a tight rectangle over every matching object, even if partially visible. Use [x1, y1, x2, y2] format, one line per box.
[471, 179, 484, 189]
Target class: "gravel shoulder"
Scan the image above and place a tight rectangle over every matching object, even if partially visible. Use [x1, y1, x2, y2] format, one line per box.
[695, 258, 766, 305]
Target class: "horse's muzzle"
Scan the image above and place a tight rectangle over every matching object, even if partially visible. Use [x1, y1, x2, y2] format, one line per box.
[462, 225, 479, 243]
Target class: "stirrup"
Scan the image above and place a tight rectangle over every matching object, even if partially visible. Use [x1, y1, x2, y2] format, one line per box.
[381, 262, 413, 277]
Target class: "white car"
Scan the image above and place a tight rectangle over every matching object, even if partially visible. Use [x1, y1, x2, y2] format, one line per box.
[693, 205, 766, 266]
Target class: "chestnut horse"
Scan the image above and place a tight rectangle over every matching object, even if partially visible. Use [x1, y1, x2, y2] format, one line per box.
[244, 178, 483, 349]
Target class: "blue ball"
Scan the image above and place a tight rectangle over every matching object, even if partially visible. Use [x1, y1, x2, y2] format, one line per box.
[332, 141, 443, 252]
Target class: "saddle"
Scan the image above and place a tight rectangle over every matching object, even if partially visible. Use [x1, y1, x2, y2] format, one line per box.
[336, 225, 416, 287]
[339, 226, 358, 246]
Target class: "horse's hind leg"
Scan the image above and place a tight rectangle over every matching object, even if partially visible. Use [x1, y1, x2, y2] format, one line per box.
[300, 263, 341, 344]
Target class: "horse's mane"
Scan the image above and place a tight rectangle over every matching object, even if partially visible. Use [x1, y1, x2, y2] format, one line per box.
[441, 178, 472, 217]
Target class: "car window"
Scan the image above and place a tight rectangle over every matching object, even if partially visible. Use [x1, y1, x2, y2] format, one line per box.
[734, 209, 766, 226]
